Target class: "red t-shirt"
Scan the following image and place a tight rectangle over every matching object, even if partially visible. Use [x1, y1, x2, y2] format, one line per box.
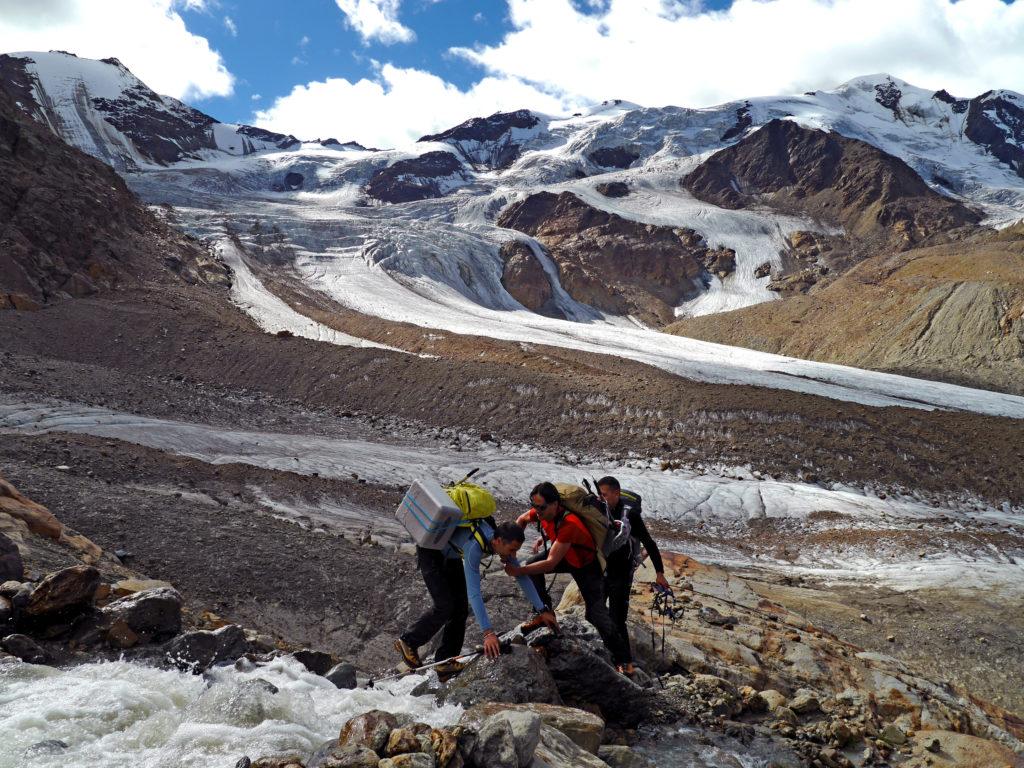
[525, 508, 596, 568]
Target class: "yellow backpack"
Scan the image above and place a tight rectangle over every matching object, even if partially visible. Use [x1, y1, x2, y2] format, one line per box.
[445, 480, 498, 553]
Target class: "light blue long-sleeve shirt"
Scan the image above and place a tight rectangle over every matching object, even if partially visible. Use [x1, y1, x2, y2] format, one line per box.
[443, 522, 545, 631]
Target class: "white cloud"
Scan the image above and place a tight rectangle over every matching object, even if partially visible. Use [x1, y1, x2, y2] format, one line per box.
[223, 15, 237, 36]
[0, 0, 233, 100]
[253, 63, 572, 147]
[334, 0, 415, 44]
[251, 93, 262, 101]
[452, 0, 1024, 107]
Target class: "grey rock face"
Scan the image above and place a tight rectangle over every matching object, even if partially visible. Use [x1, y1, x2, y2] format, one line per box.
[439, 644, 561, 708]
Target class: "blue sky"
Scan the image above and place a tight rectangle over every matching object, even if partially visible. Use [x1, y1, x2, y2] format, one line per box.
[2, 0, 1022, 147]
[181, 0, 539, 124]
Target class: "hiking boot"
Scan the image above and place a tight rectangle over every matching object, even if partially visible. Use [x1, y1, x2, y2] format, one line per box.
[616, 663, 636, 677]
[434, 660, 466, 682]
[394, 638, 422, 669]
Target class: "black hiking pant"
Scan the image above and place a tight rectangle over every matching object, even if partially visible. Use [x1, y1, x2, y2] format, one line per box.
[401, 547, 469, 662]
[604, 550, 635, 661]
[527, 553, 632, 665]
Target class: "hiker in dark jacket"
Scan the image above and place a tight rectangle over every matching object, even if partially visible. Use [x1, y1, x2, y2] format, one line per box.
[508, 481, 634, 673]
[597, 476, 669, 662]
[395, 520, 557, 674]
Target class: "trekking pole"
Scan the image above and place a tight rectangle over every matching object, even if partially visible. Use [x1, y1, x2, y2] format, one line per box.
[367, 647, 484, 688]
[453, 467, 480, 485]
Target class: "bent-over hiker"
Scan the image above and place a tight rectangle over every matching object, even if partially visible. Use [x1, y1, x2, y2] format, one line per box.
[597, 476, 669, 663]
[396, 520, 557, 675]
[509, 481, 634, 674]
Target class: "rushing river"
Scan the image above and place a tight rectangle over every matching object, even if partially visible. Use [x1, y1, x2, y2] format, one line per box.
[0, 657, 459, 768]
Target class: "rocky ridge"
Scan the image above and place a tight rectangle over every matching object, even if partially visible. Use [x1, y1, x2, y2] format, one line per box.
[0, 82, 228, 306]
[498, 191, 736, 325]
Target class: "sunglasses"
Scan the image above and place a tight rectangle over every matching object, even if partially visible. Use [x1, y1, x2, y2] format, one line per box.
[533, 500, 553, 511]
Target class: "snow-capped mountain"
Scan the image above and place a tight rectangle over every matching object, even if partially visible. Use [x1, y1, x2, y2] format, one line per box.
[4, 51, 1024, 414]
[0, 51, 301, 170]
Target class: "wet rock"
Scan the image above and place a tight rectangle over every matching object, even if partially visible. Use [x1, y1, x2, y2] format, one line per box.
[235, 758, 252, 768]
[754, 261, 772, 279]
[24, 565, 100, 618]
[461, 702, 604, 755]
[2, 633, 47, 663]
[307, 740, 379, 768]
[101, 586, 182, 639]
[0, 594, 12, 625]
[439, 644, 561, 708]
[385, 726, 422, 757]
[471, 714, 519, 768]
[532, 724, 608, 768]
[292, 648, 334, 675]
[338, 709, 400, 754]
[251, 756, 306, 768]
[430, 727, 460, 767]
[164, 624, 248, 672]
[106, 618, 140, 649]
[26, 739, 68, 755]
[0, 533, 23, 582]
[597, 745, 655, 768]
[325, 661, 357, 689]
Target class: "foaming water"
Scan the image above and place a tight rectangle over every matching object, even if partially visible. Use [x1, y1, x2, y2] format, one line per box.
[0, 658, 460, 768]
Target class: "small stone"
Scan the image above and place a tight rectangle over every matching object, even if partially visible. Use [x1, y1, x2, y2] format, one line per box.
[880, 723, 907, 746]
[887, 635, 896, 642]
[860, 613, 871, 623]
[234, 758, 252, 768]
[756, 689, 788, 711]
[789, 689, 821, 714]
[926, 738, 942, 753]
[26, 739, 68, 755]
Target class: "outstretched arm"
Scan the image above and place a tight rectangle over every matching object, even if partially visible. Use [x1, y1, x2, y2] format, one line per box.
[506, 540, 569, 576]
[630, 511, 668, 588]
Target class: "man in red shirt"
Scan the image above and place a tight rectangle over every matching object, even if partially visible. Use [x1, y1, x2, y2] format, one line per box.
[508, 481, 633, 673]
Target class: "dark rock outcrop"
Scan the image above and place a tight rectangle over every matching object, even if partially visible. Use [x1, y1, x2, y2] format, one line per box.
[291, 648, 334, 675]
[498, 241, 562, 318]
[420, 110, 540, 169]
[498, 192, 726, 325]
[2, 633, 48, 663]
[965, 90, 1024, 180]
[682, 119, 981, 251]
[595, 181, 630, 198]
[721, 102, 753, 142]
[587, 146, 639, 169]
[364, 151, 466, 203]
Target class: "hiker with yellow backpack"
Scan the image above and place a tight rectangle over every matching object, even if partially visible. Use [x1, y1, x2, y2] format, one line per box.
[394, 472, 557, 676]
[508, 481, 634, 675]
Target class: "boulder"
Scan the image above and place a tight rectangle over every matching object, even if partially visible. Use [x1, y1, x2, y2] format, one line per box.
[461, 703, 604, 755]
[0, 533, 23, 582]
[471, 714, 519, 768]
[597, 745, 655, 768]
[756, 689, 789, 711]
[164, 624, 249, 672]
[439, 644, 561, 708]
[2, 633, 47, 663]
[789, 689, 821, 714]
[595, 181, 630, 198]
[325, 662, 357, 689]
[338, 709, 400, 754]
[532, 724, 608, 768]
[492, 711, 541, 768]
[543, 622, 649, 727]
[0, 595, 12, 624]
[101, 586, 182, 638]
[292, 648, 334, 676]
[24, 565, 100, 618]
[0, 476, 62, 539]
[385, 726, 423, 757]
[306, 740, 379, 768]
